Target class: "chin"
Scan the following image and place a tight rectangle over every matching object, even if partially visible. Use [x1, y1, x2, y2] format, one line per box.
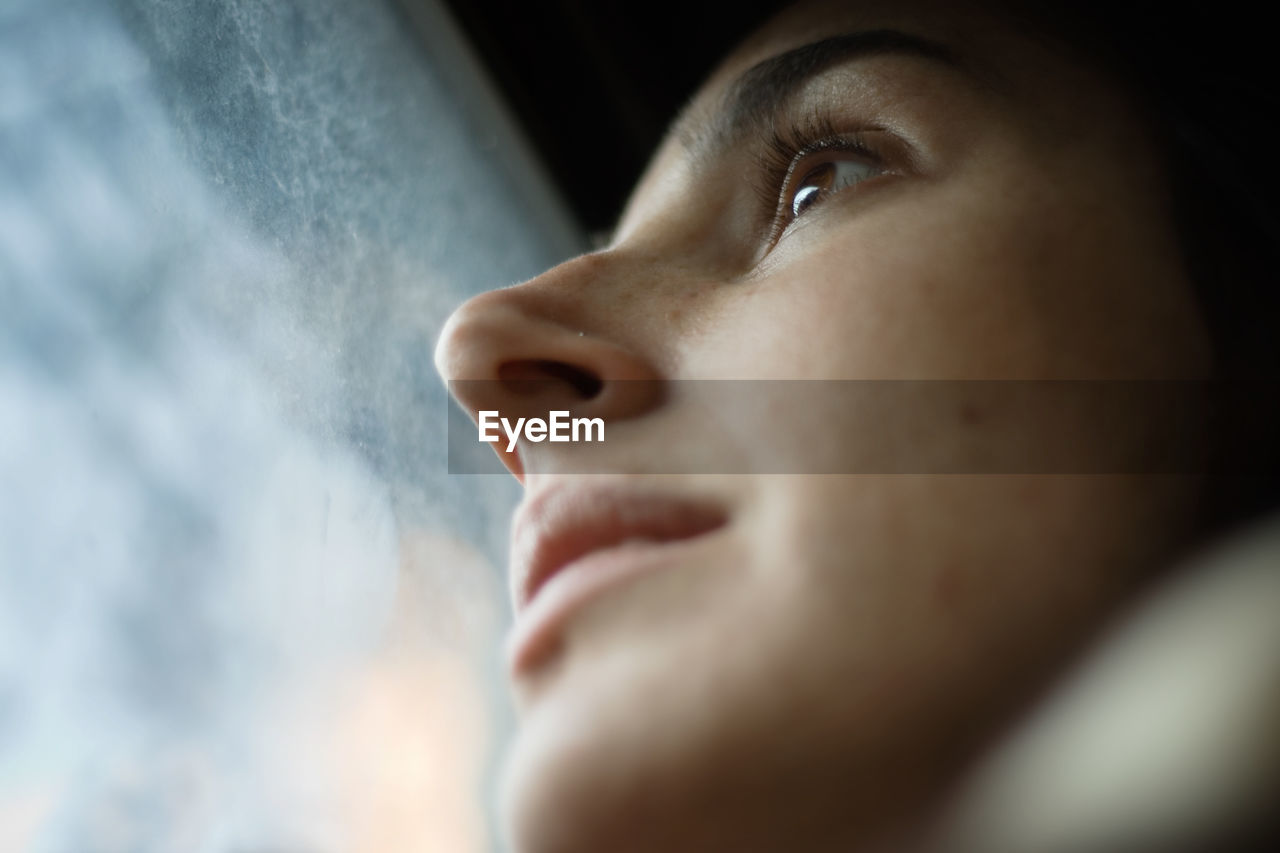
[499, 695, 718, 853]
[497, 630, 749, 853]
[496, 609, 911, 853]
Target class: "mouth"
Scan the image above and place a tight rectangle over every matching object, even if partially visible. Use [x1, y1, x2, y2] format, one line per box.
[506, 481, 728, 674]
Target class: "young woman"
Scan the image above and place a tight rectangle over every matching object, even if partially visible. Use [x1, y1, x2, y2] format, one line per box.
[435, 1, 1279, 850]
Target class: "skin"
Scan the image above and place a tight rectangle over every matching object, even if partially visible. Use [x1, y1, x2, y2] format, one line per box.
[435, 1, 1213, 850]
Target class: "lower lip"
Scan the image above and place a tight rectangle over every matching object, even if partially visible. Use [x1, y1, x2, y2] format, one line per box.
[505, 538, 704, 676]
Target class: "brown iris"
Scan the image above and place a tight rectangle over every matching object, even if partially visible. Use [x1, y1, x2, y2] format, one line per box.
[790, 162, 838, 218]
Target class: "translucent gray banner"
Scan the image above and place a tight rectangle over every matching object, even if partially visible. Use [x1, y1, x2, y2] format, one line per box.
[446, 380, 1280, 475]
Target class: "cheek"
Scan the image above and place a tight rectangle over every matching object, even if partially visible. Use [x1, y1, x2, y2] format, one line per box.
[757, 474, 1201, 738]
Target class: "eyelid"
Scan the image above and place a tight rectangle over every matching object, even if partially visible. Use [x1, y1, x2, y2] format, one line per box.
[760, 131, 892, 249]
[781, 143, 884, 216]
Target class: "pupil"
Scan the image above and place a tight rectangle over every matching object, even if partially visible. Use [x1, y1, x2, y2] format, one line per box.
[792, 185, 822, 217]
[791, 162, 835, 218]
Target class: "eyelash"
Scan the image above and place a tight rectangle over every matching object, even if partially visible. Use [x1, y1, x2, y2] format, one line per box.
[753, 113, 884, 244]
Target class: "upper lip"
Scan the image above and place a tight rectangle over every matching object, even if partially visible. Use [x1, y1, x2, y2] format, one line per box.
[510, 481, 728, 612]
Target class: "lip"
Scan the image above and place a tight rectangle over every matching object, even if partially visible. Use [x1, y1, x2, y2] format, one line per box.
[506, 481, 728, 674]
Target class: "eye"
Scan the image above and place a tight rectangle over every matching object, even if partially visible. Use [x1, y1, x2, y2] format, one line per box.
[753, 121, 904, 252]
[784, 156, 883, 222]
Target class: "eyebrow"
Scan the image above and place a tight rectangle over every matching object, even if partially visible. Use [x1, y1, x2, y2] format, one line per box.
[675, 29, 967, 166]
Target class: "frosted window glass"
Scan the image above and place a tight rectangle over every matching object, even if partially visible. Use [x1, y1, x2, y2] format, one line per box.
[0, 0, 577, 849]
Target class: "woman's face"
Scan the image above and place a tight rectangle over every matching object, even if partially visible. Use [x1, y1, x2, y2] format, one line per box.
[436, 1, 1211, 850]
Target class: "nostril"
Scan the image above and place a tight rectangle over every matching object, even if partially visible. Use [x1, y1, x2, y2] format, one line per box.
[497, 359, 604, 400]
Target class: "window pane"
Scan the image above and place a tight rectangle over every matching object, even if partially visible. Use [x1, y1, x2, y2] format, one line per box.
[0, 0, 576, 849]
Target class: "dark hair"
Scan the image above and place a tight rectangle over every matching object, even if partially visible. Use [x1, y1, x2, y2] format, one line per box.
[1012, 1, 1280, 530]
[995, 2, 1279, 370]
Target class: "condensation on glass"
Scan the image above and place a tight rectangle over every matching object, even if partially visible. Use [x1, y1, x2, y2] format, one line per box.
[0, 0, 579, 849]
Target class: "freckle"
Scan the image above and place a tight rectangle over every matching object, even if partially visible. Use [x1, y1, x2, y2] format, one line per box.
[667, 307, 684, 323]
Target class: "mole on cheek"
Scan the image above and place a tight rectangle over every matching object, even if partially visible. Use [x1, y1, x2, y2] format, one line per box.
[933, 565, 970, 608]
[958, 401, 985, 427]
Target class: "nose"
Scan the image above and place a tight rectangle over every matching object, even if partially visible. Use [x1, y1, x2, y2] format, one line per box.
[435, 251, 665, 479]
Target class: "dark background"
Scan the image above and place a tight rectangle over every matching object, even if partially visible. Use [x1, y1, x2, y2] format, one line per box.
[435, 0, 781, 235]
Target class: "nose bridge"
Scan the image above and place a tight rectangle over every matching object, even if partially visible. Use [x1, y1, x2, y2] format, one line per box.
[507, 248, 656, 341]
